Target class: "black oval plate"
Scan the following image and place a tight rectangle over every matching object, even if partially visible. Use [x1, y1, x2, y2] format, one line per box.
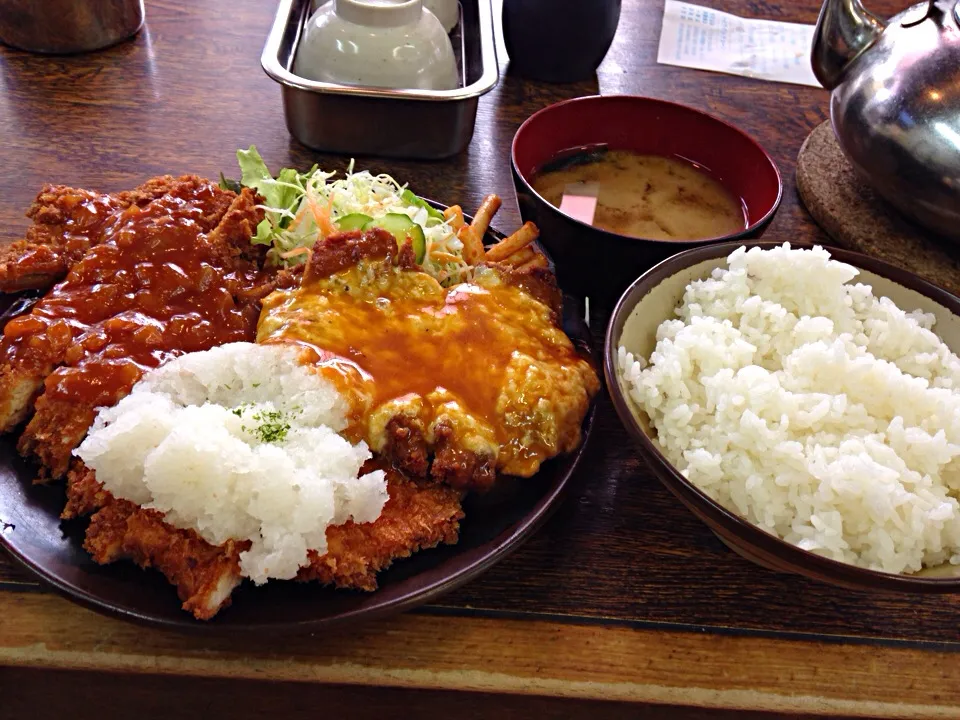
[0, 204, 598, 633]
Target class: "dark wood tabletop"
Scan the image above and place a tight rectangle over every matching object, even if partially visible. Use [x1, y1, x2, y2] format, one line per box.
[2, 0, 959, 718]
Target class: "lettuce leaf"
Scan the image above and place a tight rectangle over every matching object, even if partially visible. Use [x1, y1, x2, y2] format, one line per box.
[218, 172, 242, 193]
[236, 146, 306, 233]
[237, 145, 273, 194]
[401, 188, 444, 222]
[250, 218, 275, 246]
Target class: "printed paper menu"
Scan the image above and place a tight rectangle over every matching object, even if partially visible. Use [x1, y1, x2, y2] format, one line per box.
[658, 1, 822, 87]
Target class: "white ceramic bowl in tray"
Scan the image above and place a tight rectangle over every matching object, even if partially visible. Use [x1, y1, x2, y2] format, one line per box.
[261, 0, 497, 159]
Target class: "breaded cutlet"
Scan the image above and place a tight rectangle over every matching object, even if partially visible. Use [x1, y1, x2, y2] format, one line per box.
[0, 175, 234, 294]
[0, 176, 244, 439]
[257, 228, 599, 492]
[78, 461, 463, 619]
[5, 179, 272, 480]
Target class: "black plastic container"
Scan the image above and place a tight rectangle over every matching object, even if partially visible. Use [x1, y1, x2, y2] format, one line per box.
[501, 0, 621, 83]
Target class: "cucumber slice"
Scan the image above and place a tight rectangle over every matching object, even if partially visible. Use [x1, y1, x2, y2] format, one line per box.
[364, 213, 426, 264]
[336, 213, 374, 231]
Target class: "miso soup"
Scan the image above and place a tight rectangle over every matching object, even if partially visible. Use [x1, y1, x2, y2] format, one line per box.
[531, 150, 747, 241]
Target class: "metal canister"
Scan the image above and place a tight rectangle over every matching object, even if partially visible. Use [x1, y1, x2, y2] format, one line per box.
[0, 0, 144, 54]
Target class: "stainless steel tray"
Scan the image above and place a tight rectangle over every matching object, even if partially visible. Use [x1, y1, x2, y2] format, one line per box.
[261, 0, 499, 160]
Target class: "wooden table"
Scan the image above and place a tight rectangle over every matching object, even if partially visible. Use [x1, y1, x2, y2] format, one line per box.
[1, 1, 958, 717]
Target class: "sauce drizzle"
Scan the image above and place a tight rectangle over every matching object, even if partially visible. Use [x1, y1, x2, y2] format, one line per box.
[2, 182, 262, 408]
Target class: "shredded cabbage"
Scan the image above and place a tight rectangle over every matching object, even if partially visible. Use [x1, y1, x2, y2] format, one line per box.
[225, 146, 471, 285]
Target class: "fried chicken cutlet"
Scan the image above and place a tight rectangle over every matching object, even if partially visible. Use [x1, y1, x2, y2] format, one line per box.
[297, 466, 464, 591]
[0, 177, 225, 435]
[0, 175, 234, 293]
[0, 177, 282, 480]
[85, 498, 250, 620]
[257, 228, 601, 492]
[80, 461, 463, 619]
[0, 175, 590, 622]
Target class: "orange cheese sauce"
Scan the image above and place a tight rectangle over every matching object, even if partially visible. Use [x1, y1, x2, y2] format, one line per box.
[257, 261, 599, 475]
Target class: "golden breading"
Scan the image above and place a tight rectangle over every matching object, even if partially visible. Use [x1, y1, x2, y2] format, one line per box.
[85, 499, 248, 621]
[62, 459, 109, 519]
[19, 398, 98, 481]
[298, 467, 464, 590]
[0, 182, 592, 622]
[80, 463, 463, 619]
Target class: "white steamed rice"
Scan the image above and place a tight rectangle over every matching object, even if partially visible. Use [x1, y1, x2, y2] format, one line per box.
[75, 342, 387, 585]
[618, 243, 960, 574]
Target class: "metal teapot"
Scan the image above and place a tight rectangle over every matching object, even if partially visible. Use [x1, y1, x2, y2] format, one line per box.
[812, 0, 960, 241]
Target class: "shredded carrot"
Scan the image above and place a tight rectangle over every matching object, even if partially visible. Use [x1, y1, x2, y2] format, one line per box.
[303, 186, 337, 238]
[280, 246, 312, 263]
[431, 251, 463, 264]
[437, 264, 472, 285]
[310, 197, 337, 237]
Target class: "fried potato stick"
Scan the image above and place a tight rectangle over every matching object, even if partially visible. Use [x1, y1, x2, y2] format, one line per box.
[485, 221, 539, 262]
[443, 205, 465, 231]
[458, 225, 486, 265]
[517, 253, 549, 271]
[500, 245, 536, 267]
[469, 194, 502, 238]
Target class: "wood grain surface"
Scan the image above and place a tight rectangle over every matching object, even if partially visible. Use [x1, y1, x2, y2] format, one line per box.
[3, 592, 960, 719]
[1, 0, 958, 717]
[7, 667, 881, 720]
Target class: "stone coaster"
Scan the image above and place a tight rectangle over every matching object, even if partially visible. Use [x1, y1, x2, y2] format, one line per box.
[796, 121, 960, 297]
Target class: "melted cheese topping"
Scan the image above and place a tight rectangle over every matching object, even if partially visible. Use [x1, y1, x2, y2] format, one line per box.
[256, 261, 599, 477]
